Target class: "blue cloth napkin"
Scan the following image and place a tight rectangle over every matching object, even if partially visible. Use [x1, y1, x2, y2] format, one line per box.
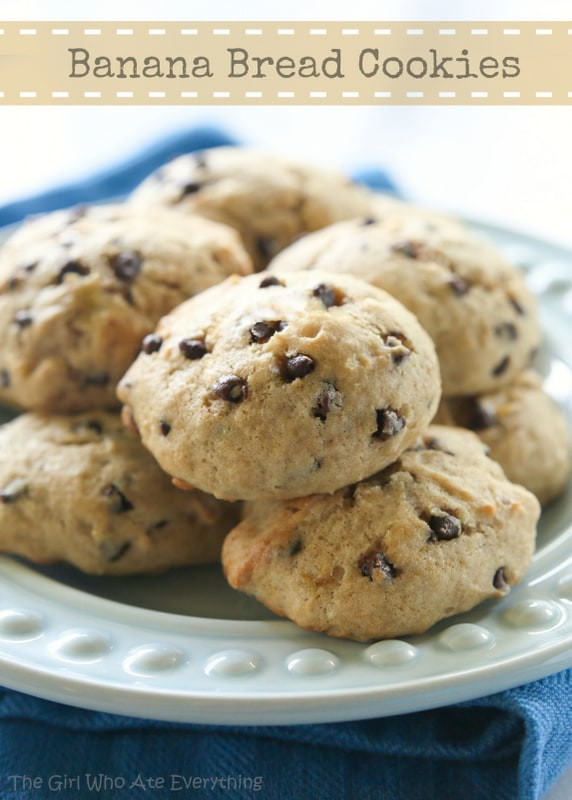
[0, 128, 570, 800]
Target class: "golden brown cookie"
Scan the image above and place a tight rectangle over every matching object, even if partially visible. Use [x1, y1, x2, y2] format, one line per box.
[223, 426, 540, 642]
[0, 411, 239, 575]
[129, 147, 372, 269]
[118, 270, 441, 500]
[0, 203, 252, 412]
[435, 371, 570, 505]
[270, 214, 540, 396]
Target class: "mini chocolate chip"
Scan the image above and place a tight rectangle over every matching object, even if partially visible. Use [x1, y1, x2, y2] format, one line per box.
[284, 354, 315, 381]
[288, 538, 304, 556]
[468, 401, 497, 431]
[493, 566, 509, 591]
[179, 337, 208, 360]
[428, 513, 462, 542]
[73, 419, 103, 436]
[359, 551, 396, 582]
[391, 240, 420, 259]
[509, 296, 526, 316]
[148, 519, 169, 532]
[180, 181, 201, 196]
[83, 371, 110, 387]
[102, 483, 133, 514]
[373, 408, 406, 440]
[250, 321, 279, 344]
[312, 382, 340, 421]
[213, 375, 248, 403]
[492, 355, 510, 377]
[383, 332, 411, 365]
[494, 322, 518, 341]
[361, 217, 377, 226]
[13, 310, 33, 328]
[449, 276, 470, 297]
[57, 260, 90, 284]
[102, 541, 131, 563]
[142, 333, 163, 354]
[422, 437, 454, 455]
[110, 250, 142, 281]
[256, 236, 278, 261]
[0, 368, 10, 388]
[528, 347, 539, 365]
[22, 262, 38, 273]
[313, 283, 343, 309]
[259, 275, 282, 289]
[0, 478, 28, 504]
[160, 420, 171, 436]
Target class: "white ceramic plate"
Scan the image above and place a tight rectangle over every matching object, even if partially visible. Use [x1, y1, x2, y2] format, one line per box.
[0, 220, 571, 725]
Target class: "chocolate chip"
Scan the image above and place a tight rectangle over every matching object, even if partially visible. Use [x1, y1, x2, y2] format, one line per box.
[528, 347, 539, 365]
[492, 355, 510, 377]
[13, 310, 33, 328]
[359, 551, 396, 583]
[509, 296, 526, 316]
[213, 375, 248, 403]
[361, 217, 377, 226]
[383, 332, 411, 364]
[83, 371, 110, 387]
[288, 538, 304, 556]
[180, 181, 202, 196]
[259, 275, 282, 289]
[57, 260, 90, 283]
[449, 276, 470, 297]
[22, 262, 37, 273]
[102, 541, 131, 562]
[142, 333, 163, 354]
[493, 566, 509, 591]
[312, 382, 341, 421]
[372, 408, 406, 440]
[256, 236, 278, 261]
[102, 484, 133, 514]
[468, 400, 497, 431]
[428, 513, 461, 541]
[391, 240, 420, 259]
[0, 369, 10, 388]
[284, 354, 315, 381]
[494, 322, 518, 341]
[160, 420, 171, 436]
[250, 321, 280, 344]
[110, 250, 142, 281]
[0, 478, 28, 504]
[179, 337, 207, 360]
[423, 437, 454, 455]
[312, 283, 344, 308]
[73, 419, 103, 436]
[148, 519, 169, 532]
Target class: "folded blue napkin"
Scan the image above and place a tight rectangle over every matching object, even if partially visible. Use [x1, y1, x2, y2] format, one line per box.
[0, 128, 570, 800]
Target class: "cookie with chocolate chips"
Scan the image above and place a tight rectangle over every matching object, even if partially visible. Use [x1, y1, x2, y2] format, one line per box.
[129, 147, 372, 270]
[435, 370, 570, 505]
[0, 203, 252, 412]
[118, 270, 441, 500]
[269, 212, 540, 396]
[222, 426, 540, 641]
[0, 411, 239, 575]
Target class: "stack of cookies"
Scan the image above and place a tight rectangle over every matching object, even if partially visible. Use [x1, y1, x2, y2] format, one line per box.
[0, 146, 567, 643]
